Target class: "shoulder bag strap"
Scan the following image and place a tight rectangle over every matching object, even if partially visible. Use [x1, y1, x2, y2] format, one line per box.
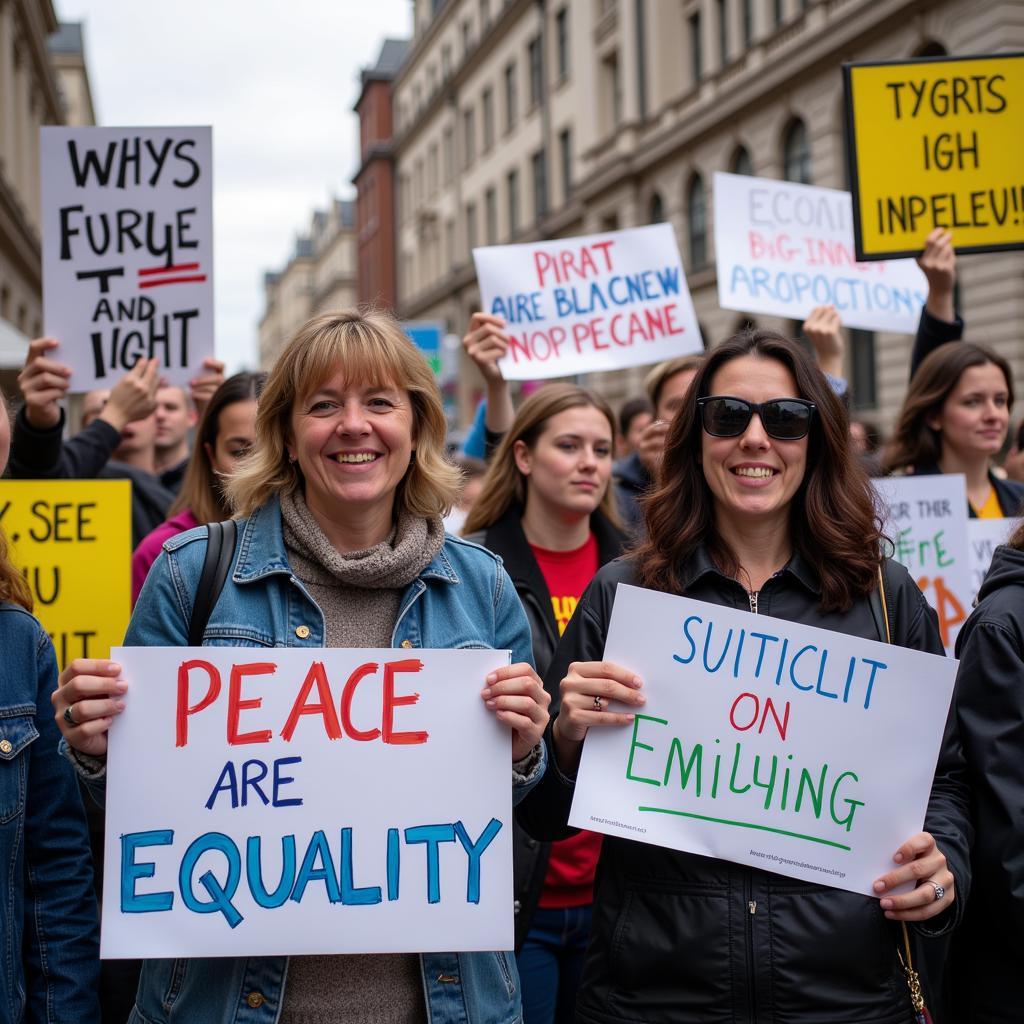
[187, 519, 237, 647]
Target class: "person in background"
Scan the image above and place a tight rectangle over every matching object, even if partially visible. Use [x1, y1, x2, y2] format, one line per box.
[615, 396, 652, 460]
[462, 383, 627, 1024]
[462, 312, 516, 451]
[1001, 419, 1024, 484]
[0, 385, 100, 1023]
[850, 418, 884, 476]
[882, 342, 1024, 518]
[152, 385, 197, 490]
[912, 228, 963, 377]
[132, 371, 265, 602]
[443, 454, 487, 535]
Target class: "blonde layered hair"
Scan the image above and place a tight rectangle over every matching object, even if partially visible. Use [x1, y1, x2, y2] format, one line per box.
[228, 310, 460, 519]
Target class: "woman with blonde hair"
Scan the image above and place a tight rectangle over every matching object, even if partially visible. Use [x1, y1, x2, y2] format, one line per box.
[53, 309, 550, 1023]
[463, 383, 627, 1024]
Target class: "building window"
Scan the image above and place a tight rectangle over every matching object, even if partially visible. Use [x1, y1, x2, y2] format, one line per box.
[463, 107, 476, 169]
[731, 145, 753, 175]
[445, 219, 455, 268]
[443, 125, 455, 183]
[528, 35, 543, 108]
[602, 52, 622, 129]
[687, 174, 708, 270]
[462, 18, 473, 57]
[507, 168, 520, 237]
[559, 127, 572, 202]
[717, 0, 728, 67]
[485, 186, 498, 244]
[532, 149, 548, 222]
[504, 62, 518, 131]
[556, 7, 570, 81]
[479, 0, 490, 28]
[482, 87, 495, 150]
[850, 330, 877, 409]
[783, 118, 811, 184]
[466, 201, 479, 253]
[428, 143, 439, 194]
[773, 0, 783, 29]
[442, 43, 452, 79]
[649, 192, 665, 223]
[743, 0, 753, 47]
[690, 11, 702, 85]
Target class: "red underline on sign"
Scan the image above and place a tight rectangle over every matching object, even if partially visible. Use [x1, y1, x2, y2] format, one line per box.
[138, 262, 201, 276]
[139, 275, 208, 289]
[637, 806, 852, 851]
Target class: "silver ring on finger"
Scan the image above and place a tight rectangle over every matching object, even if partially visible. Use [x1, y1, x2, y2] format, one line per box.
[63, 704, 77, 727]
[923, 880, 945, 902]
[593, 695, 603, 711]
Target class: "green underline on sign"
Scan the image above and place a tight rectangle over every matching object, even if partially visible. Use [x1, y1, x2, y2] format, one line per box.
[636, 806, 852, 851]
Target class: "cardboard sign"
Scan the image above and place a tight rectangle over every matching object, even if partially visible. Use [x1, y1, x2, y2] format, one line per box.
[101, 646, 514, 958]
[568, 585, 956, 896]
[713, 173, 928, 333]
[472, 225, 703, 380]
[844, 53, 1024, 259]
[873, 475, 970, 652]
[967, 518, 1019, 603]
[0, 480, 131, 668]
[41, 126, 215, 391]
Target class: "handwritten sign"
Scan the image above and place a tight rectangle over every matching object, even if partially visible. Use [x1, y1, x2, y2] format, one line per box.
[472, 225, 702, 380]
[0, 480, 130, 668]
[713, 173, 927, 333]
[844, 53, 1024, 259]
[968, 518, 1019, 602]
[101, 646, 514, 958]
[874, 475, 970, 652]
[568, 585, 956, 896]
[41, 126, 215, 391]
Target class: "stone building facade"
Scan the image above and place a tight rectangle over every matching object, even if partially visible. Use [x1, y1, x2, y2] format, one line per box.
[389, 0, 1024, 427]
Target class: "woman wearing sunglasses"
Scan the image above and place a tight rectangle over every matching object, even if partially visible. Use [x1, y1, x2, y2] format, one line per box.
[518, 328, 969, 1022]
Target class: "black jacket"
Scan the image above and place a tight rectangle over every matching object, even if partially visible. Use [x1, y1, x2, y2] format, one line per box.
[947, 544, 1024, 1021]
[612, 452, 650, 538]
[517, 550, 971, 1024]
[913, 462, 1024, 518]
[910, 306, 964, 381]
[465, 505, 627, 949]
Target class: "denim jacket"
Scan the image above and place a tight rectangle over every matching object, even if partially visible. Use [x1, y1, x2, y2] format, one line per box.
[0, 603, 99, 1024]
[115, 498, 544, 1024]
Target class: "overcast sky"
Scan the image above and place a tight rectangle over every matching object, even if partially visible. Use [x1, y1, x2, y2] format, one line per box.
[57, 0, 413, 373]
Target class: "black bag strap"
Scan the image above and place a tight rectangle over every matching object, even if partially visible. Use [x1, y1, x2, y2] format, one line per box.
[187, 519, 237, 647]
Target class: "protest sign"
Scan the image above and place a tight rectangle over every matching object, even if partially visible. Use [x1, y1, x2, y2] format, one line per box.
[844, 53, 1024, 259]
[873, 475, 970, 652]
[568, 585, 956, 896]
[101, 646, 514, 958]
[0, 480, 131, 668]
[41, 126, 215, 391]
[713, 173, 927, 333]
[968, 518, 1019, 602]
[472, 225, 703, 381]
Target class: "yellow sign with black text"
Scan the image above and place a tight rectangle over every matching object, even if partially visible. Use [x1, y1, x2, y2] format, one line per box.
[0, 480, 131, 668]
[844, 53, 1024, 259]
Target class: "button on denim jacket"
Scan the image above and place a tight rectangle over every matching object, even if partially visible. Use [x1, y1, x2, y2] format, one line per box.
[0, 603, 99, 1024]
[108, 498, 544, 1024]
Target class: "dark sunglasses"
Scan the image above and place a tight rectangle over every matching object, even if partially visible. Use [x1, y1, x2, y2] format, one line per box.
[697, 396, 816, 440]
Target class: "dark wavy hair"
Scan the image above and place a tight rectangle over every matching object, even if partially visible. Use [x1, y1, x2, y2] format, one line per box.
[633, 329, 883, 612]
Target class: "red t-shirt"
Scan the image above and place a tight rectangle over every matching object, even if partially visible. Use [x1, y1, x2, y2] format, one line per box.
[529, 533, 603, 908]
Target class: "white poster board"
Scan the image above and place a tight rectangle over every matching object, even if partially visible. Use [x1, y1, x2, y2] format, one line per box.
[41, 126, 215, 391]
[968, 518, 1019, 603]
[569, 586, 956, 896]
[102, 647, 513, 958]
[473, 224, 703, 380]
[873, 475, 970, 652]
[714, 172, 927, 333]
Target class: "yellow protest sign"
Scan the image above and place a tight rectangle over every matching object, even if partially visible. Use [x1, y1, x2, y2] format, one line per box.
[844, 53, 1024, 259]
[0, 480, 131, 668]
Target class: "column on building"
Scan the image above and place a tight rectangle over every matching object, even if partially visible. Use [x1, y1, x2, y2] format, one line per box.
[0, 1, 15, 178]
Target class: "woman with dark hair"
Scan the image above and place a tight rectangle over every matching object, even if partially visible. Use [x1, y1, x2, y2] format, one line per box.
[518, 329, 970, 1022]
[131, 371, 265, 601]
[882, 342, 1024, 517]
[463, 383, 627, 1024]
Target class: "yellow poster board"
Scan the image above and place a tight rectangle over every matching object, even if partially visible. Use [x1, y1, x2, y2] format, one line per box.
[0, 480, 131, 668]
[844, 53, 1024, 259]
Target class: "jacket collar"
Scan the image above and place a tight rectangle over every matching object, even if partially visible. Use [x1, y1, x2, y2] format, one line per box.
[681, 540, 822, 596]
[233, 495, 460, 585]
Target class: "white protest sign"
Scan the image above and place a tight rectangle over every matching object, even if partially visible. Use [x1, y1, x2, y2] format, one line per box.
[41, 127, 214, 391]
[569, 585, 956, 896]
[473, 224, 703, 381]
[714, 172, 928, 333]
[873, 475, 970, 653]
[102, 647, 513, 958]
[968, 518, 1019, 603]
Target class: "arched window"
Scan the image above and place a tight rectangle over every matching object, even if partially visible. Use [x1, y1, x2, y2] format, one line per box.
[687, 175, 707, 270]
[649, 192, 665, 223]
[914, 40, 947, 57]
[783, 118, 811, 184]
[730, 145, 754, 176]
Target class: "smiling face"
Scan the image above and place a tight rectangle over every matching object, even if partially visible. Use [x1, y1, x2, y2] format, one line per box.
[514, 406, 614, 520]
[288, 367, 415, 532]
[927, 362, 1010, 464]
[701, 355, 808, 531]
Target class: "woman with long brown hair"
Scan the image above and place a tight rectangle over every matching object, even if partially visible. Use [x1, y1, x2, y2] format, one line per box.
[518, 328, 970, 1022]
[463, 383, 627, 1024]
[882, 342, 1024, 517]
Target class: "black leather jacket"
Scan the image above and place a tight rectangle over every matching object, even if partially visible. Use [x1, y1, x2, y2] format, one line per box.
[517, 549, 971, 1023]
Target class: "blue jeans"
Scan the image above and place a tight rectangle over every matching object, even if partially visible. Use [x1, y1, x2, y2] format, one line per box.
[516, 904, 593, 1024]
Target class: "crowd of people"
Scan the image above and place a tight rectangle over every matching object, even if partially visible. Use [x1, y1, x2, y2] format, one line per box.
[0, 226, 1021, 1024]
